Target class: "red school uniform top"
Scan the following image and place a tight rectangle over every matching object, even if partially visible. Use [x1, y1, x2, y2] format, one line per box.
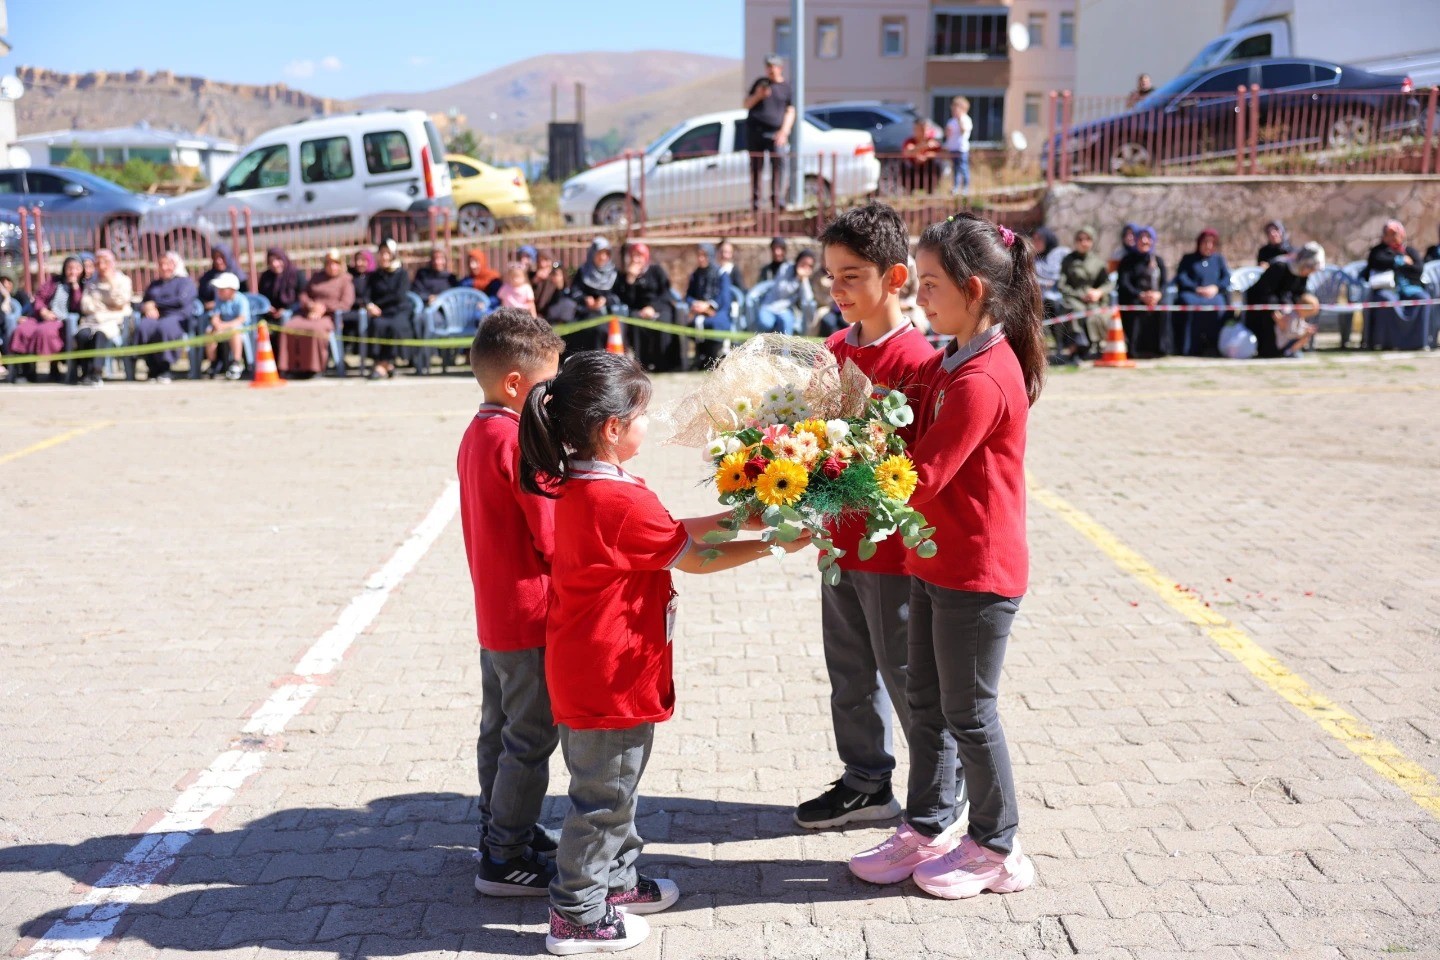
[547, 460, 691, 730]
[904, 329, 1029, 596]
[457, 403, 555, 652]
[824, 322, 937, 575]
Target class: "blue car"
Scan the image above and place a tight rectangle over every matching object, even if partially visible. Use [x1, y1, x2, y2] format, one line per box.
[0, 166, 162, 260]
[0, 209, 49, 277]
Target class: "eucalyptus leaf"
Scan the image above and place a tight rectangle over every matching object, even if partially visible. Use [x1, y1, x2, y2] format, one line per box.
[823, 564, 842, 587]
[702, 529, 737, 544]
[857, 539, 878, 562]
[916, 540, 939, 559]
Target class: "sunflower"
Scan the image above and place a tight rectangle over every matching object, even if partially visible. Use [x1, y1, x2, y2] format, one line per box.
[755, 459, 809, 507]
[793, 418, 829, 449]
[715, 451, 753, 494]
[875, 455, 919, 502]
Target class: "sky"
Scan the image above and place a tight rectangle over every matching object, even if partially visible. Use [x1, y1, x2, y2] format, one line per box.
[8, 1, 744, 99]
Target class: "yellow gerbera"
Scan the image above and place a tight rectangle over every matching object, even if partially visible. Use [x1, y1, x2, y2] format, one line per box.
[793, 418, 829, 448]
[755, 458, 809, 507]
[715, 451, 753, 494]
[875, 455, 919, 502]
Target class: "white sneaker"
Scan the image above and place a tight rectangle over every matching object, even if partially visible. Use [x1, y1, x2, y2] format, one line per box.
[546, 905, 650, 955]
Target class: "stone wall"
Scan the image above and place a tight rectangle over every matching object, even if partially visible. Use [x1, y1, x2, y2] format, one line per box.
[1044, 176, 1440, 267]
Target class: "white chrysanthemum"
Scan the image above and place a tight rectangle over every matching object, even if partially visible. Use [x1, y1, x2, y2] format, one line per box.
[724, 436, 744, 455]
[825, 419, 851, 445]
[704, 436, 727, 460]
[734, 397, 754, 416]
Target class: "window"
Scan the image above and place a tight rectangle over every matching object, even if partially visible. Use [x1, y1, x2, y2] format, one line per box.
[774, 19, 792, 60]
[1260, 63, 1312, 89]
[223, 143, 289, 192]
[1231, 34, 1272, 60]
[1023, 92, 1043, 126]
[667, 123, 722, 159]
[0, 171, 21, 194]
[301, 135, 355, 183]
[1027, 12, 1045, 48]
[363, 131, 412, 175]
[882, 18, 906, 57]
[129, 148, 172, 165]
[732, 121, 748, 152]
[933, 12, 1009, 58]
[932, 92, 1005, 145]
[1312, 64, 1339, 84]
[25, 172, 71, 195]
[448, 159, 481, 179]
[1191, 67, 1251, 96]
[816, 18, 841, 59]
[1059, 12, 1075, 48]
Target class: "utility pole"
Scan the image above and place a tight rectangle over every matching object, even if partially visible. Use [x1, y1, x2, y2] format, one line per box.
[788, 0, 805, 209]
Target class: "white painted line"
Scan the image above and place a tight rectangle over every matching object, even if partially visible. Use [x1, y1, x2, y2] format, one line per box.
[21, 481, 461, 960]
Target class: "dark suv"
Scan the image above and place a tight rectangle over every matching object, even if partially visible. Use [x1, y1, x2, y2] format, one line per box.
[1045, 58, 1420, 174]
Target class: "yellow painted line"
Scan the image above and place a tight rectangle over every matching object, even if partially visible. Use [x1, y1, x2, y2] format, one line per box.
[1027, 474, 1440, 820]
[0, 421, 113, 466]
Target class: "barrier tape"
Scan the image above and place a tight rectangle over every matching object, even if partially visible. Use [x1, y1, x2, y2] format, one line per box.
[1049, 296, 1440, 327]
[1, 323, 260, 366]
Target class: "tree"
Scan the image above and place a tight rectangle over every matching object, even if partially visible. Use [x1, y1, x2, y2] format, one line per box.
[586, 128, 626, 162]
[446, 128, 481, 159]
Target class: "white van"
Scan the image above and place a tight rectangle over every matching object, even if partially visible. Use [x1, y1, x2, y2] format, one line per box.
[143, 109, 453, 251]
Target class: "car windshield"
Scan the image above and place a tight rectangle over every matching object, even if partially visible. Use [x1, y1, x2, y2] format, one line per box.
[1133, 72, 1202, 111]
[644, 122, 690, 156]
[1182, 37, 1229, 76]
[807, 114, 833, 131]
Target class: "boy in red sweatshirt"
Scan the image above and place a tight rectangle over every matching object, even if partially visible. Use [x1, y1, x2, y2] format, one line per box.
[796, 202, 967, 830]
[457, 308, 566, 897]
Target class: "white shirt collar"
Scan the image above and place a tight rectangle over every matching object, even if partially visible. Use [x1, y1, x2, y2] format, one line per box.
[568, 459, 641, 484]
[844, 321, 914, 349]
[940, 324, 1005, 373]
[475, 402, 519, 421]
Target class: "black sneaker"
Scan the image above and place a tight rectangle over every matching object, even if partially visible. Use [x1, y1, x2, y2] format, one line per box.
[794, 779, 902, 830]
[546, 904, 650, 956]
[473, 850, 555, 897]
[531, 824, 560, 854]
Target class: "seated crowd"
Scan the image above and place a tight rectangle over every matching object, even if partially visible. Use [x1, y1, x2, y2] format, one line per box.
[3, 217, 1437, 383]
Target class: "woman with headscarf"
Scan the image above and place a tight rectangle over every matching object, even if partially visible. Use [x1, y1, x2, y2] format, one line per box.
[1363, 219, 1428, 350]
[1055, 225, 1113, 363]
[258, 247, 302, 323]
[1116, 226, 1168, 357]
[1030, 226, 1066, 324]
[1245, 243, 1325, 358]
[277, 248, 355, 377]
[755, 248, 817, 336]
[76, 249, 132, 386]
[11, 256, 82, 381]
[135, 250, 198, 383]
[462, 247, 503, 300]
[364, 238, 413, 379]
[564, 236, 621, 352]
[531, 248, 567, 321]
[1257, 220, 1293, 265]
[413, 248, 460, 304]
[198, 243, 246, 307]
[686, 243, 726, 368]
[1110, 222, 1138, 270]
[1175, 228, 1232, 355]
[79, 252, 97, 283]
[349, 249, 376, 304]
[616, 241, 681, 371]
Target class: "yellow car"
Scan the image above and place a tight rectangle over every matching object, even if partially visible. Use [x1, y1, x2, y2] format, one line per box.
[446, 153, 536, 235]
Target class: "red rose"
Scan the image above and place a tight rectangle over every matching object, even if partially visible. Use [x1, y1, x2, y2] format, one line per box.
[743, 457, 768, 480]
[821, 456, 845, 479]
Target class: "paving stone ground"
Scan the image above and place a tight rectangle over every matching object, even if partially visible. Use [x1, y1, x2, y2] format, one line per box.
[1, 352, 1438, 960]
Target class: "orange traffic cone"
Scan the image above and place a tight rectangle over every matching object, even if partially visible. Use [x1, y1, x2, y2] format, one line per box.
[250, 320, 286, 388]
[1093, 308, 1136, 368]
[605, 317, 625, 355]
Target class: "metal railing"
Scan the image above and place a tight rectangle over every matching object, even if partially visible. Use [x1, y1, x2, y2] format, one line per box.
[1045, 85, 1439, 183]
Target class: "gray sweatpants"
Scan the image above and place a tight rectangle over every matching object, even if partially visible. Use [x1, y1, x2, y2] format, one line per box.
[477, 647, 559, 861]
[822, 569, 965, 807]
[550, 723, 654, 925]
[904, 580, 1021, 854]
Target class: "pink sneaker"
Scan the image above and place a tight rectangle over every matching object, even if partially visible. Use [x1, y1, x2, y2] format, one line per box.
[848, 822, 962, 885]
[912, 835, 1035, 899]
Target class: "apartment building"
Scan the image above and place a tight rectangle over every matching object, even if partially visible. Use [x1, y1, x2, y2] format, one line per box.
[743, 0, 1077, 152]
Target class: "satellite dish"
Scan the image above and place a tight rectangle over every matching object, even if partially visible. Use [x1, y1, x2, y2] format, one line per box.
[1008, 22, 1031, 53]
[0, 75, 25, 101]
[1010, 130, 1029, 152]
[7, 146, 31, 168]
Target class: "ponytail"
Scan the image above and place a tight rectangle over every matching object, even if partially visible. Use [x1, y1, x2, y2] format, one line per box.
[1003, 233, 1047, 407]
[517, 351, 653, 498]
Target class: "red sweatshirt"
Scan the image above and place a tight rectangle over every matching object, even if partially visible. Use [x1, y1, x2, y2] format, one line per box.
[457, 404, 555, 651]
[824, 322, 936, 575]
[904, 335, 1029, 596]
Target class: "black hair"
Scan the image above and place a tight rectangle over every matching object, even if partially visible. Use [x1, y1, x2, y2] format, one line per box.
[819, 201, 910, 273]
[469, 307, 566, 385]
[917, 212, 1046, 407]
[519, 352, 652, 498]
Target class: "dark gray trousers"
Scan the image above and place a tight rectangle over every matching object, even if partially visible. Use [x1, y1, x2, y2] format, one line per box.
[477, 647, 559, 861]
[550, 723, 654, 925]
[904, 580, 1021, 854]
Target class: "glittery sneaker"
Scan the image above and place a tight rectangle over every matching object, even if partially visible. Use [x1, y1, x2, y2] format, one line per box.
[606, 876, 679, 915]
[546, 904, 650, 956]
[848, 821, 963, 885]
[912, 834, 1036, 900]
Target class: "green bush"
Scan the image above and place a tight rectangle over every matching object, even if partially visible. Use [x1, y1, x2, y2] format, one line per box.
[58, 149, 195, 193]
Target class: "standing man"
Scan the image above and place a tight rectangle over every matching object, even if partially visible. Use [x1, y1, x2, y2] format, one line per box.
[744, 54, 795, 214]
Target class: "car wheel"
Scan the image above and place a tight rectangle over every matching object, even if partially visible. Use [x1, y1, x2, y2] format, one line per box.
[103, 217, 142, 261]
[1109, 142, 1152, 173]
[594, 194, 635, 227]
[457, 203, 497, 237]
[1328, 115, 1371, 149]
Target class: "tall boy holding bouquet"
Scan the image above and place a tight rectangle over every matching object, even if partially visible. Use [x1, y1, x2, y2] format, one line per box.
[798, 202, 965, 828]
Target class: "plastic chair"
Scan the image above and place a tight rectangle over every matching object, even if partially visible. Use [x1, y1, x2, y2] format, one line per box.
[1423, 261, 1440, 349]
[1307, 266, 1366, 346]
[421, 287, 490, 374]
[0, 296, 19, 343]
[185, 300, 207, 379]
[243, 293, 272, 370]
[1229, 266, 1264, 296]
[742, 280, 776, 331]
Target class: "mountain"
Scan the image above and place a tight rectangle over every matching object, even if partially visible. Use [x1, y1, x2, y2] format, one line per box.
[356, 51, 739, 137]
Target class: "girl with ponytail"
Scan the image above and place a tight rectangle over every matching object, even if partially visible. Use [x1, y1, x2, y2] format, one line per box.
[518, 351, 808, 953]
[848, 212, 1040, 900]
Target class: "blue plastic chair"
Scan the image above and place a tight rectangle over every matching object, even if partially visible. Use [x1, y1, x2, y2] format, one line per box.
[1308, 266, 1366, 347]
[243, 293, 272, 373]
[423, 287, 490, 373]
[406, 291, 427, 373]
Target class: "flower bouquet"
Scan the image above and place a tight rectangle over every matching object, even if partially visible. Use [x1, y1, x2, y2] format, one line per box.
[663, 334, 936, 584]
